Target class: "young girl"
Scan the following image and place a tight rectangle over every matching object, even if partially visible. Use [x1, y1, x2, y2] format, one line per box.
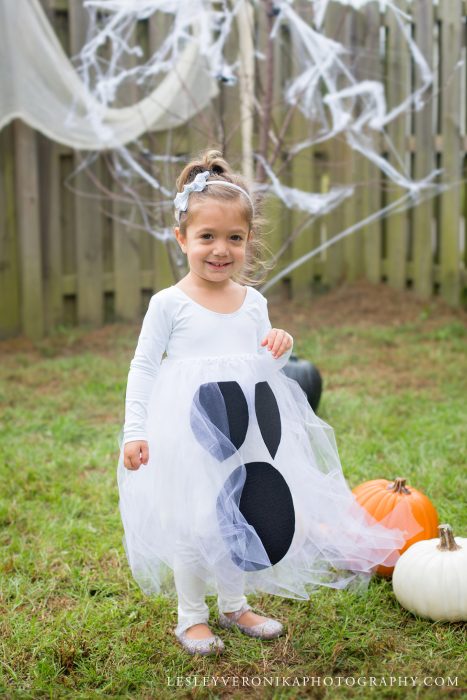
[118, 150, 413, 656]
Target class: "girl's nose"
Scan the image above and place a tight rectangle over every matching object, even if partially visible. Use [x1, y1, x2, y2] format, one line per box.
[212, 242, 229, 256]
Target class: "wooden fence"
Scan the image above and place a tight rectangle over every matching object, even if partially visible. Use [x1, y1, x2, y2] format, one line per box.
[0, 0, 466, 339]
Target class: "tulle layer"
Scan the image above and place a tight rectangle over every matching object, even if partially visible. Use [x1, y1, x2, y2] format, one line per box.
[117, 352, 422, 600]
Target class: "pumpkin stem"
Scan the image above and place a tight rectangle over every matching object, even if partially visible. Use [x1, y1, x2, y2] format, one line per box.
[387, 477, 411, 495]
[437, 524, 462, 552]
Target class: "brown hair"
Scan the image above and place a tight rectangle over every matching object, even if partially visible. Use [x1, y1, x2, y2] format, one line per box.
[175, 149, 273, 286]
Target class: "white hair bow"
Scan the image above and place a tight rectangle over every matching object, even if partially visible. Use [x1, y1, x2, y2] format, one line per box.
[173, 170, 210, 220]
[173, 169, 254, 222]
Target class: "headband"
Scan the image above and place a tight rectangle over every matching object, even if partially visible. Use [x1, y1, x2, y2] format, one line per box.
[174, 170, 253, 222]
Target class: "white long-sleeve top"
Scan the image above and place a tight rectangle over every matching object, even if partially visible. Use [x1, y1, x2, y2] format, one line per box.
[122, 284, 293, 445]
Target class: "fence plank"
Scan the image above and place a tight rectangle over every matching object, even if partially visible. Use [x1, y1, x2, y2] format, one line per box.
[37, 134, 63, 330]
[158, 126, 189, 288]
[113, 21, 142, 320]
[439, 0, 462, 305]
[59, 151, 76, 279]
[323, 1, 349, 287]
[113, 197, 142, 320]
[36, 2, 63, 329]
[237, 0, 255, 182]
[222, 5, 246, 169]
[288, 145, 318, 296]
[255, 3, 289, 298]
[138, 18, 158, 295]
[13, 121, 45, 339]
[69, 2, 103, 325]
[385, 0, 409, 290]
[343, 6, 367, 281]
[359, 2, 382, 284]
[287, 4, 317, 297]
[148, 14, 186, 291]
[51, 8, 76, 325]
[0, 125, 20, 338]
[412, 0, 435, 299]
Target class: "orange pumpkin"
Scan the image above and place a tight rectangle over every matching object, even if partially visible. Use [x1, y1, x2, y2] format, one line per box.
[352, 477, 439, 576]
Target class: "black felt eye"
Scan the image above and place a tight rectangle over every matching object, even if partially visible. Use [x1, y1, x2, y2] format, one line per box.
[255, 381, 281, 459]
[191, 381, 248, 461]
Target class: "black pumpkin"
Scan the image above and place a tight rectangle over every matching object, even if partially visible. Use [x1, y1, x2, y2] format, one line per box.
[282, 354, 322, 412]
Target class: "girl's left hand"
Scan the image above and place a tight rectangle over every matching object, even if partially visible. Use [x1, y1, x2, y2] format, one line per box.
[261, 328, 293, 359]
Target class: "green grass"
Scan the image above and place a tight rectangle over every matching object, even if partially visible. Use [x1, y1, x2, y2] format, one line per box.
[0, 311, 466, 699]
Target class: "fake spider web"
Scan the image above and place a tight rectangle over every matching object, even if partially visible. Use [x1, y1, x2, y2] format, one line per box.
[66, 0, 465, 292]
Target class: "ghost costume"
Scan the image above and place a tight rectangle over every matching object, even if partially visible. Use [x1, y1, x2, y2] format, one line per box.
[117, 284, 416, 635]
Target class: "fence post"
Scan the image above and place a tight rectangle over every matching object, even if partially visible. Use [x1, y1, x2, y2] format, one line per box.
[69, 2, 104, 326]
[112, 22, 142, 321]
[255, 2, 290, 297]
[343, 6, 366, 282]
[13, 121, 45, 339]
[385, 0, 409, 291]
[412, 0, 434, 300]
[146, 13, 179, 293]
[359, 1, 382, 285]
[37, 1, 64, 330]
[288, 4, 319, 297]
[439, 0, 462, 305]
[37, 132, 64, 331]
[0, 125, 20, 338]
[323, 1, 349, 288]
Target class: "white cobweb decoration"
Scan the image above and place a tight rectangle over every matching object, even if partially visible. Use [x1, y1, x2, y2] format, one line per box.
[67, 0, 461, 292]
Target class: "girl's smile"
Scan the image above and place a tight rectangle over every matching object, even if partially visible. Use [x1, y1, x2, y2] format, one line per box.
[206, 260, 232, 270]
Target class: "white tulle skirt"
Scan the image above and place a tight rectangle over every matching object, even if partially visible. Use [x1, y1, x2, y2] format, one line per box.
[117, 352, 419, 601]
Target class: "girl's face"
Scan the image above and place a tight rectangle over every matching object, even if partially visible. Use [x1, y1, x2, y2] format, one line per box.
[175, 199, 251, 285]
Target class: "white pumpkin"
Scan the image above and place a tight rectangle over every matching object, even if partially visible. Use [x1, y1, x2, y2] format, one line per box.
[392, 524, 467, 622]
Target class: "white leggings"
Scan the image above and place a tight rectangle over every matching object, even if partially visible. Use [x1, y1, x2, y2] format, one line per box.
[173, 539, 248, 635]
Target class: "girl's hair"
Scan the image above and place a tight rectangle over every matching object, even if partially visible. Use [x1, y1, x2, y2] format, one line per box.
[175, 149, 273, 286]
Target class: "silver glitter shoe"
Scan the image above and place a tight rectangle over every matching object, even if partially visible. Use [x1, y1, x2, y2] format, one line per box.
[218, 603, 284, 640]
[174, 627, 225, 656]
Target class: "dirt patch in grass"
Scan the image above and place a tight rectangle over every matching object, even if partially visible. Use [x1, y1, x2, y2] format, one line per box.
[269, 280, 467, 336]
[328, 362, 441, 398]
[43, 595, 78, 614]
[0, 323, 130, 360]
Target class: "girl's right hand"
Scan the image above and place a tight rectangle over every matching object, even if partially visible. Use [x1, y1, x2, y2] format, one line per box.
[123, 440, 149, 470]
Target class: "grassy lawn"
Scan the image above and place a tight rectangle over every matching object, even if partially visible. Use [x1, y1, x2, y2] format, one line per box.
[1, 282, 466, 699]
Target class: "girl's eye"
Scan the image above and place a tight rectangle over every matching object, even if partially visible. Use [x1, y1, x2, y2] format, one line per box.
[200, 233, 243, 241]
